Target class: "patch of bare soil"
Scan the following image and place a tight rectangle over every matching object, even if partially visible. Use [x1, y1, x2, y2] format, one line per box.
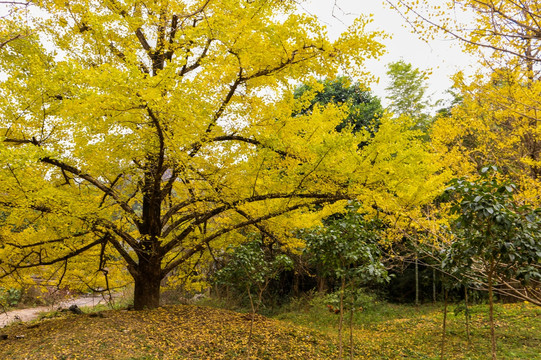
[0, 295, 112, 327]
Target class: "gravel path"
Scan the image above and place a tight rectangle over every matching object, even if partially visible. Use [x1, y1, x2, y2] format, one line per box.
[1, 296, 111, 327]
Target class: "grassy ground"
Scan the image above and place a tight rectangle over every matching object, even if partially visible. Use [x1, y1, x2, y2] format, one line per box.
[0, 299, 539, 359]
[275, 299, 541, 359]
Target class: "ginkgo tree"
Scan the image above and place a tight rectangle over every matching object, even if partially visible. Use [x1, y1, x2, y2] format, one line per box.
[387, 0, 541, 193]
[0, 0, 448, 309]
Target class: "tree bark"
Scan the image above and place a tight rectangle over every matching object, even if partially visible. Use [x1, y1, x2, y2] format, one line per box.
[465, 286, 471, 348]
[415, 257, 419, 306]
[433, 267, 436, 303]
[133, 258, 163, 310]
[338, 276, 345, 360]
[349, 307, 354, 360]
[440, 289, 448, 360]
[488, 266, 497, 360]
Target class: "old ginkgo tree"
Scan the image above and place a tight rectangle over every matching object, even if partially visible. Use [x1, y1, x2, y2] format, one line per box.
[0, 0, 447, 309]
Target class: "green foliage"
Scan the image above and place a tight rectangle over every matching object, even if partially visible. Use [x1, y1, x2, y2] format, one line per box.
[324, 289, 378, 313]
[444, 166, 541, 285]
[214, 239, 293, 304]
[0, 287, 21, 307]
[385, 60, 431, 130]
[304, 204, 388, 285]
[294, 76, 383, 135]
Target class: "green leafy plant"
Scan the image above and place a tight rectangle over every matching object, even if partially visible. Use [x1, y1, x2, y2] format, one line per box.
[304, 204, 389, 360]
[214, 239, 293, 357]
[444, 166, 541, 359]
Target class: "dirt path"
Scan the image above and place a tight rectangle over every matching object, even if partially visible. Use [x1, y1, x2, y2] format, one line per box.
[1, 295, 112, 328]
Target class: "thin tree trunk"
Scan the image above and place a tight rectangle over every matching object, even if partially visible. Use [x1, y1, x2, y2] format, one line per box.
[440, 289, 448, 360]
[433, 268, 437, 303]
[247, 287, 255, 359]
[293, 270, 300, 297]
[415, 257, 420, 306]
[338, 276, 345, 360]
[465, 286, 471, 348]
[488, 267, 497, 360]
[349, 307, 354, 360]
[318, 276, 327, 293]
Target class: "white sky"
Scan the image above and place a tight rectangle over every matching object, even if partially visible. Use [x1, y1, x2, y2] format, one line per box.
[304, 0, 477, 108]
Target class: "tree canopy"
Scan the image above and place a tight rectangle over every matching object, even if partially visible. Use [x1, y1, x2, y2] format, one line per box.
[0, 0, 447, 309]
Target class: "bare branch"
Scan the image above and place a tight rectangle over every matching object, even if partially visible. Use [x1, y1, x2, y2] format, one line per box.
[207, 135, 304, 160]
[39, 156, 142, 227]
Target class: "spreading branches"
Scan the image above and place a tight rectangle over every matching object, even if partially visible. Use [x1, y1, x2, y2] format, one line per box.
[5, 231, 91, 249]
[385, 0, 541, 63]
[0, 33, 21, 49]
[178, 38, 212, 75]
[206, 135, 304, 160]
[39, 157, 142, 227]
[0, 238, 103, 278]
[161, 196, 346, 276]
[161, 192, 344, 240]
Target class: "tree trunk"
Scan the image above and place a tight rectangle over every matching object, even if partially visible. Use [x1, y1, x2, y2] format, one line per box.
[465, 286, 471, 348]
[338, 276, 345, 360]
[293, 271, 300, 297]
[349, 307, 354, 360]
[488, 267, 497, 360]
[433, 268, 437, 303]
[440, 289, 448, 360]
[415, 257, 419, 306]
[317, 276, 327, 293]
[247, 287, 255, 359]
[133, 258, 163, 310]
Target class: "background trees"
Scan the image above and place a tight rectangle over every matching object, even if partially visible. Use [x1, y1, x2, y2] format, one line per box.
[385, 60, 430, 127]
[384, 0, 541, 298]
[294, 76, 383, 135]
[388, 1, 541, 198]
[304, 205, 388, 359]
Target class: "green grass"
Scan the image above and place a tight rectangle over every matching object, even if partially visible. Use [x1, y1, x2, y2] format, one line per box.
[274, 298, 541, 359]
[0, 297, 539, 359]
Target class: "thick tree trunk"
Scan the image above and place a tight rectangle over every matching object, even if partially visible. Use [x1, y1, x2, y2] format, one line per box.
[133, 165, 164, 311]
[133, 258, 163, 310]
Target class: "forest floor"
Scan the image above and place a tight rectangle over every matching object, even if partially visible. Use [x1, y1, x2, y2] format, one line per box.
[0, 299, 539, 359]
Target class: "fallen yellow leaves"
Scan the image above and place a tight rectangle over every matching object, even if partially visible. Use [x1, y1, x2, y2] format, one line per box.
[0, 305, 337, 359]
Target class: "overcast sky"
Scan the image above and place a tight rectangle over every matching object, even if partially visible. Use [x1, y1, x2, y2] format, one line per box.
[304, 0, 477, 108]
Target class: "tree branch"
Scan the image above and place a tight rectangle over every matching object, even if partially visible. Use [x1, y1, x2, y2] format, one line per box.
[161, 196, 345, 275]
[2, 238, 103, 272]
[5, 231, 90, 249]
[38, 156, 142, 228]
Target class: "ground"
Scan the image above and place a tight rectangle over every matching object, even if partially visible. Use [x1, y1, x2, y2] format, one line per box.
[0, 301, 539, 359]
